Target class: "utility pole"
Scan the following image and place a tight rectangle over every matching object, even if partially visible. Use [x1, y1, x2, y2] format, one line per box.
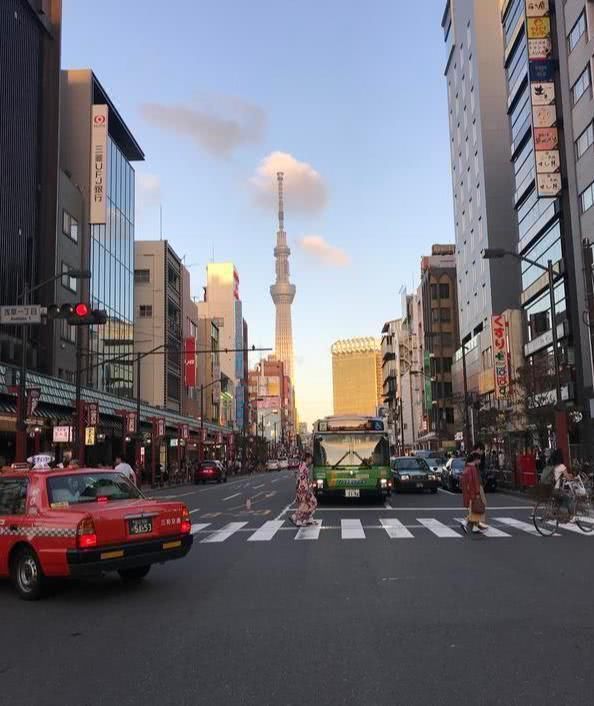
[461, 342, 471, 452]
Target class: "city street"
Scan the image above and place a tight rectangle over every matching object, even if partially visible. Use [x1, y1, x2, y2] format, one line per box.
[2, 470, 594, 705]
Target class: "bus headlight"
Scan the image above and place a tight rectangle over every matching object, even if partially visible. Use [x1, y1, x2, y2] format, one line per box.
[380, 478, 387, 487]
[400, 474, 410, 481]
[428, 474, 436, 481]
[316, 479, 324, 489]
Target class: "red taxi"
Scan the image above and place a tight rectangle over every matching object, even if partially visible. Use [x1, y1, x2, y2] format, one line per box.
[0, 467, 193, 600]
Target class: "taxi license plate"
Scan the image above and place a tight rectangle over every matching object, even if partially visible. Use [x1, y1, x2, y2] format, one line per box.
[128, 518, 152, 535]
[345, 489, 360, 498]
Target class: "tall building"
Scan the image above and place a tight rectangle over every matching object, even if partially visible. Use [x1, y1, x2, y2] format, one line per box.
[134, 241, 185, 412]
[442, 0, 522, 401]
[0, 0, 62, 371]
[418, 245, 459, 448]
[331, 338, 381, 416]
[58, 70, 144, 396]
[270, 172, 296, 382]
[198, 263, 245, 430]
[495, 0, 594, 447]
[380, 319, 402, 450]
[248, 357, 295, 445]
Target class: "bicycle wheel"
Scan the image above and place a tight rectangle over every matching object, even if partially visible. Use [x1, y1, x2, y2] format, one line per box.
[533, 499, 558, 536]
[576, 498, 594, 533]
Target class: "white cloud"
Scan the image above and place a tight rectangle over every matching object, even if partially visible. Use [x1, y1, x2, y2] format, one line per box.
[298, 235, 351, 267]
[140, 94, 266, 158]
[249, 151, 328, 215]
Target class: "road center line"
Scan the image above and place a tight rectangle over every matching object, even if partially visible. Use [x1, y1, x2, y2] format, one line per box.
[253, 483, 265, 489]
[222, 492, 241, 502]
[189, 508, 201, 514]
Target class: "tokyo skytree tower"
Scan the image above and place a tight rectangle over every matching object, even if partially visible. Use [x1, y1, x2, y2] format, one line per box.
[270, 172, 296, 382]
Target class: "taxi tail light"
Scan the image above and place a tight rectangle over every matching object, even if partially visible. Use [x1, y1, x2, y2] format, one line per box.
[180, 506, 191, 534]
[77, 516, 97, 549]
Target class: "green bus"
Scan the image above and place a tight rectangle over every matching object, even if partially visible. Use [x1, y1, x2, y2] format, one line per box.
[312, 415, 392, 500]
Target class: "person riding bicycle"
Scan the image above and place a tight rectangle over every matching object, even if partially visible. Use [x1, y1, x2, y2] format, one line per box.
[549, 448, 576, 523]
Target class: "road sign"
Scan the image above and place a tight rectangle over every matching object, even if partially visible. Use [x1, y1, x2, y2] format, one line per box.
[0, 305, 44, 325]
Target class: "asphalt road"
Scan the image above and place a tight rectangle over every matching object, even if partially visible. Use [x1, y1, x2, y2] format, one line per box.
[2, 470, 594, 706]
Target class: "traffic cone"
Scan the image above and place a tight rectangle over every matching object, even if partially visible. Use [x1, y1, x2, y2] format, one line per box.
[245, 497, 252, 511]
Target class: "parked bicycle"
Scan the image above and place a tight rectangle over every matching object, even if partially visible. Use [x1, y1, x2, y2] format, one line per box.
[532, 472, 594, 536]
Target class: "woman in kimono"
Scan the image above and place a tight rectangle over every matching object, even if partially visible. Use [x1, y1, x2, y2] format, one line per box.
[461, 451, 488, 534]
[289, 452, 317, 527]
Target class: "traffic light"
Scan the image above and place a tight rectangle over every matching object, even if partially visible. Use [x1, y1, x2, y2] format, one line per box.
[45, 303, 76, 320]
[67, 303, 108, 326]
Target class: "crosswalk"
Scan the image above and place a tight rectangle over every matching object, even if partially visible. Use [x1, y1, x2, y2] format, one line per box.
[189, 516, 594, 543]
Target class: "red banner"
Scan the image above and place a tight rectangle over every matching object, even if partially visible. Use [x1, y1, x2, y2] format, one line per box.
[216, 432, 223, 444]
[152, 417, 165, 438]
[86, 402, 99, 427]
[27, 388, 41, 417]
[200, 428, 207, 443]
[184, 337, 196, 387]
[179, 424, 189, 440]
[126, 411, 137, 434]
[492, 315, 510, 399]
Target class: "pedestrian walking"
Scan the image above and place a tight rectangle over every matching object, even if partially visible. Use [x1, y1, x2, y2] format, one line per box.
[288, 452, 317, 527]
[461, 451, 488, 534]
[114, 455, 136, 485]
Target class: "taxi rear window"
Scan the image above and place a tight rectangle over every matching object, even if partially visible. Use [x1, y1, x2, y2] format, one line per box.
[47, 473, 143, 506]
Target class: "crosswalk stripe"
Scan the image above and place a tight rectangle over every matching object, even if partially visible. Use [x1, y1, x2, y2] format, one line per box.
[417, 518, 462, 538]
[495, 517, 554, 536]
[201, 521, 247, 543]
[247, 520, 285, 542]
[380, 518, 414, 539]
[295, 520, 322, 540]
[454, 519, 511, 538]
[190, 523, 210, 535]
[341, 519, 365, 539]
[555, 521, 594, 536]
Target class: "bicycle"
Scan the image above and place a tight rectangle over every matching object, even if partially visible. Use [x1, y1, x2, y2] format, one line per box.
[532, 476, 594, 536]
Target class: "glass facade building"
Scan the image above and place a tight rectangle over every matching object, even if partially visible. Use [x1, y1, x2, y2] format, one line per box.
[88, 135, 135, 398]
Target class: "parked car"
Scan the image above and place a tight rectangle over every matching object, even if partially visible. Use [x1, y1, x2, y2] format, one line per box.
[194, 461, 227, 484]
[279, 458, 289, 470]
[391, 457, 438, 493]
[0, 467, 193, 600]
[266, 459, 280, 471]
[441, 457, 466, 491]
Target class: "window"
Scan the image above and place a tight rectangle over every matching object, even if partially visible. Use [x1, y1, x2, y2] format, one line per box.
[576, 122, 594, 159]
[431, 284, 440, 300]
[440, 307, 451, 322]
[568, 11, 587, 53]
[572, 64, 591, 105]
[445, 408, 455, 424]
[581, 180, 594, 212]
[62, 210, 79, 243]
[61, 263, 77, 293]
[439, 283, 450, 298]
[60, 319, 76, 344]
[0, 478, 28, 515]
[134, 269, 150, 283]
[139, 305, 153, 318]
[58, 368, 75, 383]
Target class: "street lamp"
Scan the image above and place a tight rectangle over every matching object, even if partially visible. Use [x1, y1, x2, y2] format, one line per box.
[15, 269, 91, 462]
[482, 248, 561, 404]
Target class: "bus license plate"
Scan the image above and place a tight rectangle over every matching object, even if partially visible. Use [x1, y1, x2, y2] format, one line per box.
[416, 483, 424, 489]
[345, 489, 360, 498]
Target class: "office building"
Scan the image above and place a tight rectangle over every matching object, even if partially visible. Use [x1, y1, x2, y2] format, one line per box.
[0, 0, 62, 371]
[398, 291, 424, 450]
[442, 0, 523, 402]
[380, 319, 402, 450]
[134, 240, 186, 412]
[248, 357, 295, 445]
[418, 245, 459, 448]
[58, 70, 144, 397]
[331, 338, 381, 417]
[497, 0, 594, 438]
[198, 263, 246, 430]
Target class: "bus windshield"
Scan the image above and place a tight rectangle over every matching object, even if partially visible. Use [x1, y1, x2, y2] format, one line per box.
[314, 434, 390, 468]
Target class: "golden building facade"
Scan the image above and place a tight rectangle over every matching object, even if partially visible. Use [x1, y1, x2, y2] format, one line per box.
[331, 338, 381, 416]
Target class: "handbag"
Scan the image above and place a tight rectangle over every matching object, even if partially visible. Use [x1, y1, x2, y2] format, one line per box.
[471, 494, 485, 514]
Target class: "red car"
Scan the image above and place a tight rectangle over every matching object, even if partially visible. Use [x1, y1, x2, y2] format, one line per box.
[0, 467, 193, 600]
[194, 461, 227, 484]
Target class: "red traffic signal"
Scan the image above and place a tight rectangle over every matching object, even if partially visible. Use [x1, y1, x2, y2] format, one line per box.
[67, 304, 107, 326]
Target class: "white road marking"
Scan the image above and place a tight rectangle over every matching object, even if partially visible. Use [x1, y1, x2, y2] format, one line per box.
[247, 520, 285, 542]
[295, 520, 322, 540]
[495, 517, 555, 536]
[313, 505, 532, 511]
[380, 518, 414, 539]
[341, 519, 365, 539]
[549, 521, 594, 536]
[253, 483, 265, 489]
[271, 478, 281, 483]
[222, 492, 241, 502]
[189, 508, 201, 514]
[201, 521, 248, 543]
[274, 501, 295, 521]
[454, 519, 511, 538]
[417, 518, 462, 538]
[190, 523, 210, 535]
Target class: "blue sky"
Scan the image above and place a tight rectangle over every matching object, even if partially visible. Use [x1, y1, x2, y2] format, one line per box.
[62, 0, 454, 424]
